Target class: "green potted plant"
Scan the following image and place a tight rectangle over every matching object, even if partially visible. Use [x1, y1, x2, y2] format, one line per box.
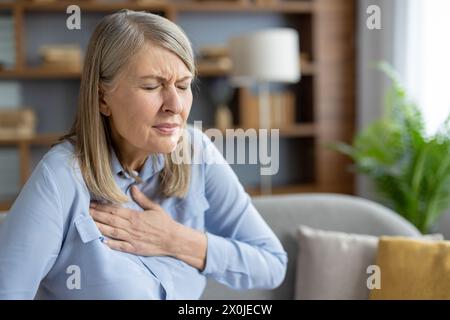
[333, 62, 450, 233]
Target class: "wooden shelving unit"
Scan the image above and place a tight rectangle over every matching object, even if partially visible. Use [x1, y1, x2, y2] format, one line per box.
[203, 123, 315, 137]
[0, 0, 356, 211]
[6, 0, 314, 13]
[11, 1, 169, 12]
[173, 1, 315, 13]
[0, 133, 61, 187]
[245, 182, 353, 197]
[0, 66, 81, 79]
[0, 132, 62, 146]
[0, 61, 314, 79]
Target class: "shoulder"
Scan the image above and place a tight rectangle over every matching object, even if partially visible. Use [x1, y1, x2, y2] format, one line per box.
[35, 140, 86, 198]
[40, 140, 78, 177]
[42, 140, 75, 163]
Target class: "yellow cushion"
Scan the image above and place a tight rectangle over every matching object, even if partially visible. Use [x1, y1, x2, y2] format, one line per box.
[369, 236, 450, 300]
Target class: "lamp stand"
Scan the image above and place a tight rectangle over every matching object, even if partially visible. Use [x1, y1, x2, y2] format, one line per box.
[258, 81, 272, 195]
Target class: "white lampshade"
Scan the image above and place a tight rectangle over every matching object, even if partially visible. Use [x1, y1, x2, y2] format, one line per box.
[228, 28, 300, 86]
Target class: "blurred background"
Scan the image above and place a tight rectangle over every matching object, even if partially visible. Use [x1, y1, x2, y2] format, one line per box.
[0, 0, 450, 237]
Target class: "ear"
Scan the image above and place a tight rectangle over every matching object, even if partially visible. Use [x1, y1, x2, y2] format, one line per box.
[98, 86, 111, 116]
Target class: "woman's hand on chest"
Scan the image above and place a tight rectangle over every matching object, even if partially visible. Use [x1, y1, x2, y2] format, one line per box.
[89, 185, 207, 270]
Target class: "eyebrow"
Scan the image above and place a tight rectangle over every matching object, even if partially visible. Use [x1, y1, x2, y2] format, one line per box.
[139, 75, 193, 82]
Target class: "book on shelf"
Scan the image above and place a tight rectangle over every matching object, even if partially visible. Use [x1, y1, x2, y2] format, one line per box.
[197, 45, 232, 74]
[39, 44, 83, 71]
[0, 108, 37, 139]
[239, 87, 296, 129]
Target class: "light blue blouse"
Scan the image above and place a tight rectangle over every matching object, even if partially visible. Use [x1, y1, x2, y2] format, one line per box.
[0, 126, 287, 299]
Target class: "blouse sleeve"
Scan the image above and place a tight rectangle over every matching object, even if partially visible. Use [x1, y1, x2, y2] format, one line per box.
[0, 160, 64, 299]
[198, 131, 288, 290]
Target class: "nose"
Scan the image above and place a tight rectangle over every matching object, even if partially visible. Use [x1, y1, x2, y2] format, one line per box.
[161, 86, 183, 114]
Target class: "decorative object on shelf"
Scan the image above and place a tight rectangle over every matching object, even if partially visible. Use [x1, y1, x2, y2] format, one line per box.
[240, 88, 296, 129]
[214, 104, 233, 131]
[207, 77, 234, 130]
[0, 15, 15, 70]
[38, 44, 83, 71]
[300, 52, 310, 67]
[196, 45, 232, 75]
[0, 108, 37, 139]
[333, 62, 450, 234]
[229, 28, 300, 195]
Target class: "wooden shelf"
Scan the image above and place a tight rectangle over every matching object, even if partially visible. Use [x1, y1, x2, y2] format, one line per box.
[197, 60, 314, 77]
[203, 123, 315, 138]
[0, 67, 81, 79]
[0, 133, 62, 146]
[0, 3, 14, 10]
[196, 62, 230, 77]
[246, 182, 354, 197]
[0, 61, 314, 79]
[246, 183, 318, 196]
[174, 1, 315, 13]
[17, 0, 169, 12]
[7, 0, 314, 14]
[278, 123, 315, 137]
[0, 133, 62, 187]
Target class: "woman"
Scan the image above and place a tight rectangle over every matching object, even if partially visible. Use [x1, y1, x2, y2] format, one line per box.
[0, 10, 287, 299]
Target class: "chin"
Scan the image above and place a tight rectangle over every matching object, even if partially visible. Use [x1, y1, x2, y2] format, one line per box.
[153, 141, 179, 154]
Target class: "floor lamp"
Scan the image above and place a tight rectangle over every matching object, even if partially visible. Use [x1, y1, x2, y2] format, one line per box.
[229, 28, 301, 195]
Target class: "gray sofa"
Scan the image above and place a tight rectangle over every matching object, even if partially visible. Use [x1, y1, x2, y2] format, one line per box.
[201, 193, 421, 300]
[0, 193, 421, 300]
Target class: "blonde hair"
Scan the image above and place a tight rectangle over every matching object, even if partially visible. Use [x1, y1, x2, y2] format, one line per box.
[62, 10, 196, 203]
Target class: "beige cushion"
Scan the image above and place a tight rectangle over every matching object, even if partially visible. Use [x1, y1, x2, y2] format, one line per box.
[295, 225, 378, 300]
[295, 225, 443, 300]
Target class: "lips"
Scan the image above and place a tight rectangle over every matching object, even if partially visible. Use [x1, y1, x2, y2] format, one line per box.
[152, 123, 180, 135]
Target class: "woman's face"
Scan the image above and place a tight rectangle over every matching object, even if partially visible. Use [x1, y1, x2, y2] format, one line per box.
[101, 44, 193, 155]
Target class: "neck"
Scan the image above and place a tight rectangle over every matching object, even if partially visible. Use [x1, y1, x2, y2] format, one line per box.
[110, 127, 148, 173]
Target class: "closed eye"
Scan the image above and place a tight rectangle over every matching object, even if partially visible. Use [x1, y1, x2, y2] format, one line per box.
[143, 84, 190, 91]
[143, 86, 159, 91]
[177, 81, 192, 90]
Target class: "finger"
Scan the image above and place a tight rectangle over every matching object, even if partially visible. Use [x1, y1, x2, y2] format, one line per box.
[90, 202, 132, 221]
[95, 221, 131, 242]
[103, 238, 136, 254]
[90, 207, 130, 230]
[131, 186, 157, 210]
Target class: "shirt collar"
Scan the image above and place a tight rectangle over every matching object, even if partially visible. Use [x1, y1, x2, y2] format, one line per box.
[110, 146, 165, 181]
